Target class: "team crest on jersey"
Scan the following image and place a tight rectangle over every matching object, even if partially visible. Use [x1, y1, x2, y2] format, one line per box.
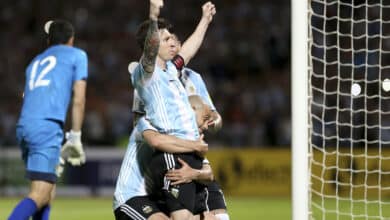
[170, 188, 179, 198]
[142, 205, 153, 214]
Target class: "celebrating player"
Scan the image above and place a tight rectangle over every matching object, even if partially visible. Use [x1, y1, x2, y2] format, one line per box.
[8, 20, 88, 220]
[113, 95, 213, 220]
[130, 0, 216, 219]
[171, 34, 229, 220]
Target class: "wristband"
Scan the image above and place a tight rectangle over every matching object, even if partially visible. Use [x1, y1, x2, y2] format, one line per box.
[172, 54, 185, 71]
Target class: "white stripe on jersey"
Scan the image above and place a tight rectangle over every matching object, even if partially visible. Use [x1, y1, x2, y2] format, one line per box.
[113, 126, 151, 210]
[132, 61, 199, 140]
[166, 77, 196, 138]
[150, 83, 170, 131]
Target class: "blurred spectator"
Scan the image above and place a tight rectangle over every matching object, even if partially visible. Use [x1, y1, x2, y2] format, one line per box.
[0, 0, 291, 147]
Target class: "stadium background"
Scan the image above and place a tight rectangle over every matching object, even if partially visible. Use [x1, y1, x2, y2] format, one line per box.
[0, 0, 292, 219]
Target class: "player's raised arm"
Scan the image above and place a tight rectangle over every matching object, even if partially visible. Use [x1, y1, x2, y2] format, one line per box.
[140, 0, 163, 75]
[178, 1, 216, 65]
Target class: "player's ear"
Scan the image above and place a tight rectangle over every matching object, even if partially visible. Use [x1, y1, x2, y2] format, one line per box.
[67, 36, 74, 46]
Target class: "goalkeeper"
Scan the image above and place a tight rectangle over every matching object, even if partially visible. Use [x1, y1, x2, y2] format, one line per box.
[8, 20, 87, 220]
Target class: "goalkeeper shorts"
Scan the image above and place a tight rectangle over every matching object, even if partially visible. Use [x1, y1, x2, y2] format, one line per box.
[16, 119, 63, 183]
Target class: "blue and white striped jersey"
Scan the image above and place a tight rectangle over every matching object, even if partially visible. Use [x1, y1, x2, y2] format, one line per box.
[131, 63, 216, 114]
[131, 61, 199, 140]
[180, 67, 216, 111]
[113, 117, 156, 210]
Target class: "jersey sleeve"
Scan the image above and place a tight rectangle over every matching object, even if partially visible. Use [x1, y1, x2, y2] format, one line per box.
[74, 50, 88, 81]
[132, 60, 157, 87]
[195, 74, 216, 111]
[134, 116, 158, 142]
[132, 90, 145, 114]
[137, 116, 157, 133]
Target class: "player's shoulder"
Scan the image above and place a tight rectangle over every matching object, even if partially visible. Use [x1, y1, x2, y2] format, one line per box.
[183, 67, 202, 79]
[46, 45, 87, 59]
[70, 46, 88, 58]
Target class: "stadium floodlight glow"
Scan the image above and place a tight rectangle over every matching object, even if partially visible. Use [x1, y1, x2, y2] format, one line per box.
[306, 0, 390, 219]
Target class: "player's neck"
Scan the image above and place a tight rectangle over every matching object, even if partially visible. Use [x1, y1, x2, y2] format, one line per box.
[156, 57, 167, 71]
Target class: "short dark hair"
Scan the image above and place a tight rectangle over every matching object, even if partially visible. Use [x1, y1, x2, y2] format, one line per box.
[135, 18, 172, 51]
[47, 20, 74, 46]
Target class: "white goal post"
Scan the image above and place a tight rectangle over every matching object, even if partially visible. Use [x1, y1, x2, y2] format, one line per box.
[292, 0, 309, 219]
[294, 0, 390, 219]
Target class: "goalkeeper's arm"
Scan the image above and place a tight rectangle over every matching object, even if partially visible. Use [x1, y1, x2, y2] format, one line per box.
[71, 80, 86, 132]
[62, 80, 87, 166]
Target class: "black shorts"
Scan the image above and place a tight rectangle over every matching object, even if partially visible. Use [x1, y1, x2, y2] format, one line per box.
[206, 181, 227, 211]
[156, 183, 208, 216]
[114, 196, 163, 220]
[146, 151, 204, 214]
[194, 184, 209, 214]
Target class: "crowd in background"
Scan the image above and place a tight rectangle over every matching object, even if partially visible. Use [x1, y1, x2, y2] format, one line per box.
[0, 0, 291, 147]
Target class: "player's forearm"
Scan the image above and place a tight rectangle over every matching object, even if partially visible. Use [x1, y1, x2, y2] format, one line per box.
[141, 20, 159, 74]
[71, 81, 86, 131]
[179, 18, 210, 65]
[143, 131, 197, 153]
[71, 95, 85, 132]
[194, 164, 214, 183]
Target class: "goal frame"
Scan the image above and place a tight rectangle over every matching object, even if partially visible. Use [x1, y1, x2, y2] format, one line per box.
[291, 0, 309, 219]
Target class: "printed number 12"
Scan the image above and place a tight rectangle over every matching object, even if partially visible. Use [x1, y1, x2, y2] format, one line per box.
[29, 56, 56, 91]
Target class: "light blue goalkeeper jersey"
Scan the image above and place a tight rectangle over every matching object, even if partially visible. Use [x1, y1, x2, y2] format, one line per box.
[113, 117, 156, 209]
[18, 45, 88, 124]
[131, 61, 199, 140]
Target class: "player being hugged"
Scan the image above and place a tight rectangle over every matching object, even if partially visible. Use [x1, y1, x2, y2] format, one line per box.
[129, 0, 216, 219]
[8, 20, 88, 220]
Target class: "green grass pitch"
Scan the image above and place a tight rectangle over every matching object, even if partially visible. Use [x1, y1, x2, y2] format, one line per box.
[0, 197, 291, 220]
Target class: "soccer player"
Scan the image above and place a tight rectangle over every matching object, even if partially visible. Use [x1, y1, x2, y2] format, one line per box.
[113, 95, 213, 220]
[171, 34, 229, 220]
[131, 0, 215, 219]
[8, 20, 87, 220]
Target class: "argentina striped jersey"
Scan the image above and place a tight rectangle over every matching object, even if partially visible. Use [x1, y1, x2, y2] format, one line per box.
[131, 61, 199, 140]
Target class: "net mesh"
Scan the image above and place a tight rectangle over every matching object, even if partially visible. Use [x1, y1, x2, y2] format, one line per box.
[309, 0, 390, 219]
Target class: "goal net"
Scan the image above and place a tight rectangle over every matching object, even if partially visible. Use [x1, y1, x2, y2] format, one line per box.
[308, 0, 390, 219]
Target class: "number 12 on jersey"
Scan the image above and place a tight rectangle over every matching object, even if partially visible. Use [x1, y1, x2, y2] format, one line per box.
[29, 56, 57, 91]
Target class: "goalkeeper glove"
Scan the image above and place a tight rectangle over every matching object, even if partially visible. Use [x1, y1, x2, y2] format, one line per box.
[61, 130, 86, 166]
[56, 157, 65, 177]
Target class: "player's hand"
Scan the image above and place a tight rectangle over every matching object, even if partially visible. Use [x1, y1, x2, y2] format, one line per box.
[194, 134, 208, 157]
[201, 1, 216, 23]
[150, 0, 164, 20]
[165, 158, 197, 185]
[56, 157, 65, 177]
[61, 130, 86, 166]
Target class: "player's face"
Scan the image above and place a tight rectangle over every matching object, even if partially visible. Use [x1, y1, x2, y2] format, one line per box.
[172, 35, 181, 56]
[195, 105, 211, 134]
[158, 29, 176, 61]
